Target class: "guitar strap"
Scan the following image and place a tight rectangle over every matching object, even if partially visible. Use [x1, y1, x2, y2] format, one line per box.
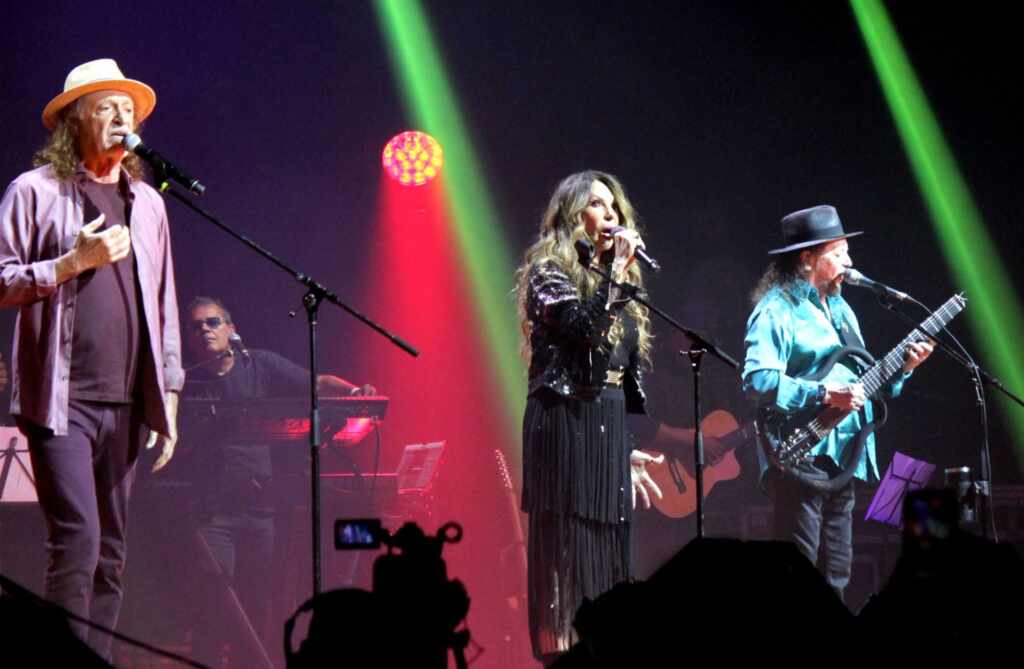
[835, 304, 866, 364]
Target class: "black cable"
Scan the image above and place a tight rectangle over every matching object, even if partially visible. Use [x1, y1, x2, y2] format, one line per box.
[0, 572, 211, 668]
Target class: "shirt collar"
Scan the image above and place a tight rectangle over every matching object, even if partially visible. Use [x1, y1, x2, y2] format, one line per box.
[783, 278, 844, 314]
[73, 162, 136, 201]
[73, 162, 135, 186]
[783, 278, 818, 302]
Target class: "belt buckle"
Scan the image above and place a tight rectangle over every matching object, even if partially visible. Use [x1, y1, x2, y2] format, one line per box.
[605, 369, 624, 387]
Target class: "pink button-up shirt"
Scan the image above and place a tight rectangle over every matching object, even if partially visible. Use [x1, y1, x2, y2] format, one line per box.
[0, 164, 184, 436]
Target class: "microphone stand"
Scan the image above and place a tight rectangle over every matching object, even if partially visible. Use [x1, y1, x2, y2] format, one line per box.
[877, 295, 1023, 542]
[579, 258, 739, 539]
[183, 348, 234, 374]
[156, 175, 418, 598]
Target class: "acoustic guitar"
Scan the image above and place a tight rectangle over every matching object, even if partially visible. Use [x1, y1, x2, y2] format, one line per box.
[643, 409, 755, 519]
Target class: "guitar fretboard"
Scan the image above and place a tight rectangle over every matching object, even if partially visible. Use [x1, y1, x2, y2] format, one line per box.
[860, 294, 966, 397]
[804, 293, 966, 442]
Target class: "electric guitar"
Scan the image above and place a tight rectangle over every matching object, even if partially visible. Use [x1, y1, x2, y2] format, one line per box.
[756, 293, 967, 469]
[644, 409, 756, 519]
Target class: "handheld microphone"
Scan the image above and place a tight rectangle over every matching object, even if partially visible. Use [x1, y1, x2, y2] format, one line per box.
[122, 133, 206, 195]
[228, 333, 250, 358]
[610, 227, 661, 273]
[844, 268, 910, 302]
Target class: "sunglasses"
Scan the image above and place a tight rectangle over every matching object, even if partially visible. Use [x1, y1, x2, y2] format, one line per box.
[189, 316, 227, 332]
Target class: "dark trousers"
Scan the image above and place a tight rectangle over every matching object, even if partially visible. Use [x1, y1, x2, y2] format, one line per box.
[19, 400, 145, 660]
[192, 510, 276, 667]
[771, 456, 856, 602]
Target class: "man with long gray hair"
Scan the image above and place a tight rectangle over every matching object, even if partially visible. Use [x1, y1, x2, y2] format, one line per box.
[0, 58, 183, 660]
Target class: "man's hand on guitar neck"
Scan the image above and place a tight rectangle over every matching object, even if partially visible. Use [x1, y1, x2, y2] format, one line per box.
[822, 382, 866, 412]
[903, 340, 935, 373]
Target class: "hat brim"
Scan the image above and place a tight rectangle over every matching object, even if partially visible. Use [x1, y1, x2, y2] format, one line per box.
[767, 230, 862, 255]
[42, 78, 156, 130]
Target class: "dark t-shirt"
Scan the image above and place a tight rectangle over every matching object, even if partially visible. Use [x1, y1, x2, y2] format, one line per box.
[183, 349, 308, 514]
[69, 177, 146, 403]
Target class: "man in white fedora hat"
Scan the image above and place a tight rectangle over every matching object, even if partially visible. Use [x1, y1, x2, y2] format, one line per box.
[0, 58, 183, 659]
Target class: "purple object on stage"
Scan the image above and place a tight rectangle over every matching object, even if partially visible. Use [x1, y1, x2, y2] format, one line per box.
[865, 451, 936, 527]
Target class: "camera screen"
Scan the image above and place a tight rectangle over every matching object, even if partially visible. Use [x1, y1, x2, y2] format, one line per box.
[903, 490, 956, 547]
[334, 518, 382, 550]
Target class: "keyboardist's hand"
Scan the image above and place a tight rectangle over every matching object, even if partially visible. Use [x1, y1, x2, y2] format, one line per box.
[350, 384, 377, 397]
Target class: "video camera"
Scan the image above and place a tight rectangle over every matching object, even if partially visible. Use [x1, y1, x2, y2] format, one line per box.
[286, 520, 471, 669]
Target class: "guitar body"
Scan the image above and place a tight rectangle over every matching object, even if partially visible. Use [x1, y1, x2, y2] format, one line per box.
[757, 355, 865, 469]
[757, 292, 966, 469]
[647, 409, 746, 519]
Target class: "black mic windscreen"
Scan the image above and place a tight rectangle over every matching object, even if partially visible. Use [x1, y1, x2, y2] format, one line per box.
[844, 268, 867, 285]
[574, 237, 595, 267]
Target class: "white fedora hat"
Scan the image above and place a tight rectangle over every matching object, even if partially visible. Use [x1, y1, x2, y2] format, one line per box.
[42, 58, 156, 130]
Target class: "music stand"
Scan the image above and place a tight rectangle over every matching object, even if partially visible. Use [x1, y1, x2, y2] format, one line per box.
[865, 451, 936, 527]
[396, 441, 445, 493]
[0, 427, 35, 504]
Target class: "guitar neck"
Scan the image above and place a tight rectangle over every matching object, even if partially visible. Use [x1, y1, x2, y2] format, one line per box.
[858, 294, 966, 396]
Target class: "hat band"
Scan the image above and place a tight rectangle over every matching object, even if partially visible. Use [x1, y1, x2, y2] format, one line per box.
[784, 222, 846, 246]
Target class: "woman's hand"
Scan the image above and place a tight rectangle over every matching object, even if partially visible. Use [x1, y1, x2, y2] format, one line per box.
[611, 227, 645, 279]
[630, 449, 664, 510]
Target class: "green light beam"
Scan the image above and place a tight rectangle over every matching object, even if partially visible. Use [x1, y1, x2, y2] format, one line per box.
[374, 0, 526, 446]
[851, 0, 1024, 459]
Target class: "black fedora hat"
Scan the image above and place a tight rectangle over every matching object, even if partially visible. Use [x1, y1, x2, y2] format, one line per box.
[768, 205, 862, 255]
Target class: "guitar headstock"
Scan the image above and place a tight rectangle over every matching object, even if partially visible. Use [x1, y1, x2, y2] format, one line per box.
[494, 449, 514, 492]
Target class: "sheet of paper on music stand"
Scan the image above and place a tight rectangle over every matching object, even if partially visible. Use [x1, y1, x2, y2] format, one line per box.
[865, 451, 935, 528]
[0, 426, 37, 503]
[396, 441, 445, 492]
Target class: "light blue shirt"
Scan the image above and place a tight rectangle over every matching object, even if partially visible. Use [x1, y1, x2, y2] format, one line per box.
[742, 280, 909, 482]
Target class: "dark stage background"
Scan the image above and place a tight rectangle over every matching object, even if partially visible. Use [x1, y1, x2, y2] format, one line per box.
[2, 1, 1022, 667]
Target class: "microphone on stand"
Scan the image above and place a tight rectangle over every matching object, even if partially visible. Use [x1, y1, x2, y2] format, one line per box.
[228, 333, 250, 359]
[122, 133, 206, 195]
[843, 268, 910, 302]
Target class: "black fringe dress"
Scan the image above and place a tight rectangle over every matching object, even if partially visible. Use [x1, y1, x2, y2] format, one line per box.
[520, 260, 645, 658]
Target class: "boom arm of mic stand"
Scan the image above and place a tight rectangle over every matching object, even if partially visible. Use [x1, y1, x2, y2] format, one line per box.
[158, 181, 418, 599]
[160, 184, 419, 357]
[879, 297, 1023, 409]
[582, 264, 740, 370]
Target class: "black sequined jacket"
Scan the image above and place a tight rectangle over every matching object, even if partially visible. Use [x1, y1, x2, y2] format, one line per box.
[525, 259, 646, 413]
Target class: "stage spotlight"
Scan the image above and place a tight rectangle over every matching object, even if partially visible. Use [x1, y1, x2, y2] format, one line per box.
[382, 131, 443, 186]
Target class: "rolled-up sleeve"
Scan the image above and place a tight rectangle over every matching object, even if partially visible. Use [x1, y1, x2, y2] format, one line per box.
[0, 179, 60, 307]
[742, 304, 822, 412]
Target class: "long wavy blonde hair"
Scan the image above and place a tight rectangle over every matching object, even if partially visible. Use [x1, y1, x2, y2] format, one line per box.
[514, 170, 653, 365]
[32, 101, 145, 181]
